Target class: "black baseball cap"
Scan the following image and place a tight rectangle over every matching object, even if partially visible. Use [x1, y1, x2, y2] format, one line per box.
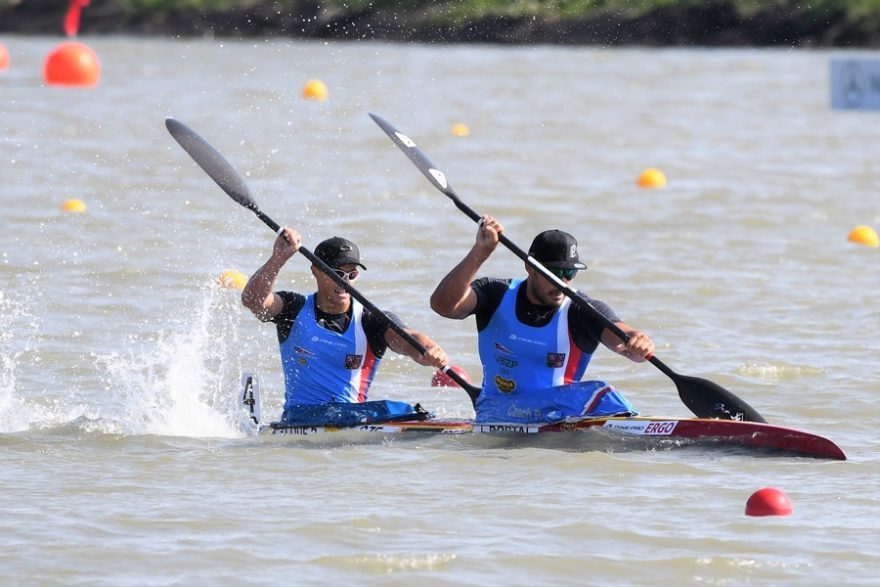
[528, 230, 587, 270]
[313, 237, 367, 270]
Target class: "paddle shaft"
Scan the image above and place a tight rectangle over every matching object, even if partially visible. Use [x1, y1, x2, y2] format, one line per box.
[369, 113, 766, 422]
[165, 118, 480, 402]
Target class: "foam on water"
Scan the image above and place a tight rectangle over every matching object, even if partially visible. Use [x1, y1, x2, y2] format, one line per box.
[92, 280, 252, 438]
[0, 289, 43, 432]
[736, 361, 826, 380]
[0, 282, 255, 438]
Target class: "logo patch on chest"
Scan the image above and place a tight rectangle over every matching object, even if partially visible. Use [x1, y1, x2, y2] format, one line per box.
[494, 375, 516, 393]
[344, 354, 363, 369]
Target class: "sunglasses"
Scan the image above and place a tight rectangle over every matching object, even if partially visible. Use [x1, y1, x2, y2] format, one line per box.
[548, 268, 578, 280]
[331, 268, 360, 281]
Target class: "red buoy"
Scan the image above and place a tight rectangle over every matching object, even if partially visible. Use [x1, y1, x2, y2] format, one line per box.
[745, 487, 793, 517]
[0, 42, 9, 71]
[431, 365, 473, 388]
[44, 41, 100, 87]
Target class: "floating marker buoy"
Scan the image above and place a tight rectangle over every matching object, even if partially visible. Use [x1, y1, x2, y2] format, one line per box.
[218, 270, 247, 290]
[0, 42, 9, 71]
[637, 167, 667, 189]
[450, 123, 470, 137]
[431, 365, 473, 388]
[61, 198, 87, 213]
[847, 224, 879, 247]
[44, 41, 100, 87]
[745, 487, 793, 517]
[301, 79, 328, 101]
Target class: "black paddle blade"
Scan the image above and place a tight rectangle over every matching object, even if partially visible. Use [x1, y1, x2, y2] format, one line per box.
[369, 113, 458, 198]
[165, 118, 258, 212]
[674, 373, 766, 423]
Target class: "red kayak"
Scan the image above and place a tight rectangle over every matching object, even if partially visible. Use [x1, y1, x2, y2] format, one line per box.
[263, 415, 846, 460]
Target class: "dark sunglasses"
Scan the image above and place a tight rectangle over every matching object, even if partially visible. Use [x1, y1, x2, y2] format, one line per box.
[331, 268, 360, 281]
[548, 268, 578, 280]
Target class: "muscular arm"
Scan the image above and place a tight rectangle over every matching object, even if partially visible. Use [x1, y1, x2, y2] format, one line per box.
[241, 227, 301, 321]
[430, 215, 503, 319]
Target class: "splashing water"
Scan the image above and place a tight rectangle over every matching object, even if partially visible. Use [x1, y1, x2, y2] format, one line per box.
[93, 281, 256, 438]
[0, 290, 43, 432]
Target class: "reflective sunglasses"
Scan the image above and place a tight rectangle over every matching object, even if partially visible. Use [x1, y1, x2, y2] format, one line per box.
[548, 267, 578, 280]
[331, 268, 360, 281]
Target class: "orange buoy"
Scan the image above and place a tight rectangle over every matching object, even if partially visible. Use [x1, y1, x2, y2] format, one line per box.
[745, 487, 793, 517]
[637, 167, 667, 188]
[847, 224, 879, 247]
[431, 365, 473, 388]
[44, 41, 100, 87]
[0, 42, 9, 71]
[301, 79, 328, 101]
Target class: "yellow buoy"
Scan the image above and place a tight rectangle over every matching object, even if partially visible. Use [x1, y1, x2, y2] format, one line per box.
[637, 168, 667, 188]
[301, 79, 328, 101]
[450, 123, 470, 137]
[847, 225, 879, 247]
[61, 198, 87, 213]
[218, 270, 247, 290]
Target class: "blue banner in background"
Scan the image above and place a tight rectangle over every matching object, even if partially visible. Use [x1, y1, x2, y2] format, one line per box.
[831, 59, 880, 110]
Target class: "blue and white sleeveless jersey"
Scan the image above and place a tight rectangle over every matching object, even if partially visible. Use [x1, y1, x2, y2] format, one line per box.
[478, 279, 591, 394]
[475, 279, 614, 422]
[279, 294, 380, 408]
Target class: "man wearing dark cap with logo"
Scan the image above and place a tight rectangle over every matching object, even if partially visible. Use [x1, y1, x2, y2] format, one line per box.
[430, 216, 655, 423]
[242, 227, 448, 423]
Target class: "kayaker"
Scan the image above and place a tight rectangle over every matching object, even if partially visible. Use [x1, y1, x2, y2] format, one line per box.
[242, 228, 449, 425]
[430, 217, 656, 424]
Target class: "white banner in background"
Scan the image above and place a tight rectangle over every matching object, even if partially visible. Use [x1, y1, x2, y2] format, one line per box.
[831, 58, 880, 110]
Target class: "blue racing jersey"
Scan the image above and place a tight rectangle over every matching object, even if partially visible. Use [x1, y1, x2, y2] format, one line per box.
[472, 278, 636, 423]
[277, 294, 382, 408]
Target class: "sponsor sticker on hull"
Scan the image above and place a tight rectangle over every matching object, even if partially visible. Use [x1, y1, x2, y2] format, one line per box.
[271, 426, 320, 436]
[603, 420, 678, 436]
[474, 423, 540, 434]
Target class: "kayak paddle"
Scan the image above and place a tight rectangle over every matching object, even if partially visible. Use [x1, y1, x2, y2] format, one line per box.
[165, 117, 482, 405]
[369, 112, 766, 423]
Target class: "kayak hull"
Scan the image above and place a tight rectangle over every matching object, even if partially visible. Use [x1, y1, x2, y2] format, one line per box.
[241, 372, 844, 459]
[262, 415, 846, 460]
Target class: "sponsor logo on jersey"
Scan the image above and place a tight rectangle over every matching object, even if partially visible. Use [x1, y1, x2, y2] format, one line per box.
[311, 335, 348, 349]
[507, 333, 547, 347]
[494, 375, 516, 393]
[495, 355, 518, 368]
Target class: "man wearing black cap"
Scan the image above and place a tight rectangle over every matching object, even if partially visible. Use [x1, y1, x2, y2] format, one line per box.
[242, 227, 448, 421]
[430, 216, 655, 423]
